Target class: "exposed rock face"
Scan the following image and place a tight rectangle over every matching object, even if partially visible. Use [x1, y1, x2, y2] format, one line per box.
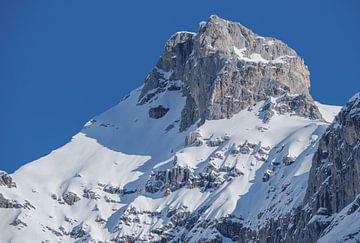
[103, 185, 122, 194]
[82, 189, 100, 200]
[0, 172, 16, 188]
[138, 15, 321, 131]
[149, 105, 170, 119]
[259, 94, 322, 123]
[62, 192, 81, 206]
[145, 161, 246, 196]
[145, 166, 194, 193]
[185, 130, 203, 146]
[305, 93, 360, 215]
[0, 193, 22, 208]
[70, 223, 88, 239]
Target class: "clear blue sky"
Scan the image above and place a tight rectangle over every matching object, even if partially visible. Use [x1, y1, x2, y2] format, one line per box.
[1, 0, 359, 173]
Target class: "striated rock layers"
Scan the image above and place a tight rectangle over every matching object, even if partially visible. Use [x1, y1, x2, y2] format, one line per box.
[138, 15, 322, 131]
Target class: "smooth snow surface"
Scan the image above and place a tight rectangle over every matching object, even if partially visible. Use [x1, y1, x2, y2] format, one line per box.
[315, 101, 341, 123]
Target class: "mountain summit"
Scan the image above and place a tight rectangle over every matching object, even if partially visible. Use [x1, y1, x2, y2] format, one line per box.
[140, 15, 321, 131]
[0, 16, 359, 243]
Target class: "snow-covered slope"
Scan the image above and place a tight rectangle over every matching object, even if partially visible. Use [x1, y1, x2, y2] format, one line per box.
[1, 15, 355, 243]
[0, 88, 341, 242]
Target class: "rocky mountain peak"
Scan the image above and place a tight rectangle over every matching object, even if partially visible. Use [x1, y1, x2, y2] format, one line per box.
[1, 15, 359, 243]
[138, 16, 321, 130]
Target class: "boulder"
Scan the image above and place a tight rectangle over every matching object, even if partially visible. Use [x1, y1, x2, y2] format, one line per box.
[149, 105, 170, 119]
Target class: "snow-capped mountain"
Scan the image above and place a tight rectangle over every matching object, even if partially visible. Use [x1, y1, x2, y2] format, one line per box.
[1, 16, 359, 243]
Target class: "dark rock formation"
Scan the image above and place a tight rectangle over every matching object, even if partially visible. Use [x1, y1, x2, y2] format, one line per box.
[0, 172, 16, 188]
[62, 192, 81, 206]
[103, 185, 123, 194]
[145, 166, 194, 193]
[0, 193, 22, 208]
[70, 223, 88, 239]
[149, 105, 170, 119]
[82, 189, 100, 200]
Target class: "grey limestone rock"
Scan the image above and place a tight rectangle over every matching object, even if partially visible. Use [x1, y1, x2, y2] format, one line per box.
[259, 94, 322, 123]
[138, 15, 322, 131]
[305, 93, 360, 215]
[185, 131, 203, 146]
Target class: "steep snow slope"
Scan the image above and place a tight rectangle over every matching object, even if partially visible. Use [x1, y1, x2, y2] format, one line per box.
[0, 84, 340, 242]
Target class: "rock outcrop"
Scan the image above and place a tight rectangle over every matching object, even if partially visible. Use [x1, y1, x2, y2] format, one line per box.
[149, 105, 170, 119]
[0, 171, 16, 188]
[305, 93, 360, 214]
[0, 193, 22, 208]
[138, 15, 322, 131]
[259, 94, 322, 123]
[63, 192, 81, 206]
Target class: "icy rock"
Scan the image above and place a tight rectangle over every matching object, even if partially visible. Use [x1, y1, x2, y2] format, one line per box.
[46, 226, 63, 237]
[283, 155, 296, 166]
[257, 147, 268, 156]
[95, 215, 106, 224]
[82, 189, 100, 200]
[146, 164, 226, 193]
[317, 207, 330, 216]
[214, 151, 225, 160]
[103, 185, 122, 195]
[62, 192, 81, 206]
[149, 105, 170, 119]
[259, 94, 322, 123]
[262, 170, 272, 182]
[164, 188, 171, 196]
[0, 172, 16, 188]
[70, 223, 88, 239]
[0, 193, 22, 208]
[145, 166, 193, 193]
[230, 144, 241, 154]
[209, 137, 225, 147]
[185, 131, 203, 146]
[10, 218, 27, 227]
[228, 168, 244, 177]
[223, 133, 231, 141]
[240, 144, 251, 154]
[346, 195, 360, 215]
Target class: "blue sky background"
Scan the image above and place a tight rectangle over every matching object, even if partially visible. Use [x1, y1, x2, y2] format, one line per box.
[1, 0, 359, 173]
